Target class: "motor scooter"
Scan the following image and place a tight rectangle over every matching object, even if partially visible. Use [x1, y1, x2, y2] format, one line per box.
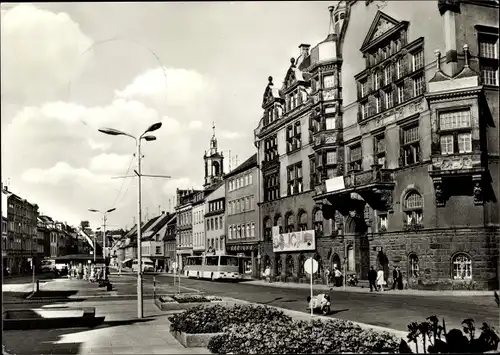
[306, 293, 331, 315]
[347, 274, 359, 286]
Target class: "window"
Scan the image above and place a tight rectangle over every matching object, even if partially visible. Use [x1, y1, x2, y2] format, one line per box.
[249, 174, 253, 185]
[348, 144, 362, 171]
[287, 163, 303, 195]
[264, 217, 272, 242]
[401, 124, 420, 166]
[229, 226, 233, 239]
[375, 96, 382, 114]
[439, 109, 472, 155]
[214, 217, 218, 230]
[323, 74, 335, 88]
[264, 135, 278, 162]
[326, 168, 336, 179]
[452, 253, 472, 280]
[360, 80, 368, 97]
[210, 218, 214, 230]
[264, 172, 280, 202]
[414, 75, 425, 96]
[310, 156, 317, 186]
[384, 65, 392, 85]
[385, 90, 393, 109]
[313, 209, 323, 236]
[326, 151, 337, 165]
[325, 117, 336, 130]
[396, 57, 404, 79]
[361, 103, 368, 120]
[478, 32, 498, 85]
[373, 71, 380, 90]
[374, 134, 386, 167]
[251, 223, 255, 238]
[404, 191, 423, 226]
[274, 216, 283, 234]
[219, 216, 223, 230]
[397, 85, 404, 104]
[409, 254, 419, 278]
[244, 175, 248, 186]
[285, 214, 294, 233]
[237, 225, 241, 238]
[298, 212, 308, 231]
[377, 213, 388, 232]
[286, 121, 302, 153]
[206, 220, 210, 231]
[412, 50, 424, 71]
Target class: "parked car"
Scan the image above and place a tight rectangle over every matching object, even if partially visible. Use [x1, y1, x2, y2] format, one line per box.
[41, 260, 56, 273]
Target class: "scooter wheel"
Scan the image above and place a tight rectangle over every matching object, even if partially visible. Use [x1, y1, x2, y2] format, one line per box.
[322, 306, 330, 315]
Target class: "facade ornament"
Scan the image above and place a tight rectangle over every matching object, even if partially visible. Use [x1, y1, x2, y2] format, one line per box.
[473, 177, 483, 205]
[433, 178, 446, 207]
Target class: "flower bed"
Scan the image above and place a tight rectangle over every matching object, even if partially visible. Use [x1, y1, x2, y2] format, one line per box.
[207, 318, 400, 354]
[155, 294, 225, 311]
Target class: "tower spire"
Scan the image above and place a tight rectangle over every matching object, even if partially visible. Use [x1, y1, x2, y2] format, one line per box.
[212, 121, 216, 138]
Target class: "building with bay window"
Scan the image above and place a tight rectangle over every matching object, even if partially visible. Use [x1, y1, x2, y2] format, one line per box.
[205, 181, 226, 256]
[313, 0, 499, 290]
[254, 0, 498, 289]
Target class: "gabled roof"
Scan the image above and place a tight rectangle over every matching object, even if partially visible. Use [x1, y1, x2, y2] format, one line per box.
[143, 213, 173, 239]
[360, 11, 407, 53]
[224, 153, 257, 179]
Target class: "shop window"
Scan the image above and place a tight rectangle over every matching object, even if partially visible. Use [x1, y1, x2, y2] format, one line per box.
[409, 253, 419, 278]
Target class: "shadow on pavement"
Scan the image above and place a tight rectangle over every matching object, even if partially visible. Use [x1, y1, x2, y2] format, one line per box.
[29, 290, 79, 299]
[3, 313, 156, 354]
[330, 308, 349, 315]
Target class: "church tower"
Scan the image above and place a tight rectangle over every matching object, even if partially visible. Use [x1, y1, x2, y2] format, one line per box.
[204, 122, 224, 188]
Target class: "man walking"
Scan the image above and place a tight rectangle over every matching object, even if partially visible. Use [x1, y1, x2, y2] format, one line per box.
[392, 266, 399, 290]
[368, 266, 377, 292]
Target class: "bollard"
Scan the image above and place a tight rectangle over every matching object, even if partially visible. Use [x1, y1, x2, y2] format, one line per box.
[36, 280, 40, 292]
[153, 276, 156, 300]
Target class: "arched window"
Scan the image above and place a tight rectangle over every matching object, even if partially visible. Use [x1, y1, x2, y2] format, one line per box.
[285, 213, 294, 233]
[215, 238, 219, 250]
[404, 191, 423, 226]
[275, 255, 282, 276]
[263, 217, 272, 242]
[314, 209, 323, 236]
[452, 253, 472, 280]
[286, 255, 294, 277]
[314, 254, 323, 280]
[409, 253, 419, 278]
[274, 215, 283, 234]
[298, 254, 305, 277]
[298, 211, 308, 231]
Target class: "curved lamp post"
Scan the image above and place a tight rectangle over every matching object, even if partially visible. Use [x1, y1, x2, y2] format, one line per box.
[88, 207, 116, 279]
[98, 122, 162, 319]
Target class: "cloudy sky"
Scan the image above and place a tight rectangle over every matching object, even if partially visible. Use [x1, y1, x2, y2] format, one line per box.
[1, 2, 333, 230]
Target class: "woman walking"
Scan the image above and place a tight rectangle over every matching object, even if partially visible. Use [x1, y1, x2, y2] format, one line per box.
[376, 268, 385, 291]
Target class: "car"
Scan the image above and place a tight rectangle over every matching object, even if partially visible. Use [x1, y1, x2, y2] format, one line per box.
[40, 260, 56, 273]
[131, 259, 155, 272]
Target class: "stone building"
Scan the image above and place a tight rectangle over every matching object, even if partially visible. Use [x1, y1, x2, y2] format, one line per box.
[225, 154, 260, 277]
[161, 214, 177, 272]
[192, 191, 206, 256]
[255, 0, 498, 290]
[204, 181, 226, 255]
[2, 185, 39, 274]
[175, 189, 197, 271]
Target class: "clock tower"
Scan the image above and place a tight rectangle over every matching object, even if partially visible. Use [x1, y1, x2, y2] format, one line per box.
[204, 122, 224, 188]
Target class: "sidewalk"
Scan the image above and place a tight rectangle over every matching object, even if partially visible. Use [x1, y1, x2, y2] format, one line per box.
[242, 279, 496, 297]
[2, 298, 209, 355]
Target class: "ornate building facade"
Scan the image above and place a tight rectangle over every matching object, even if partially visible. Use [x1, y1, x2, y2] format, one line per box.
[255, 0, 499, 290]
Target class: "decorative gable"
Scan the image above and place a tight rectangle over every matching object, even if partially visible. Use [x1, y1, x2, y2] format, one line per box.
[361, 11, 401, 51]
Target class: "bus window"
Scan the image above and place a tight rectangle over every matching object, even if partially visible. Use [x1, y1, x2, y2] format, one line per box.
[205, 256, 218, 266]
[194, 257, 203, 265]
[220, 256, 238, 267]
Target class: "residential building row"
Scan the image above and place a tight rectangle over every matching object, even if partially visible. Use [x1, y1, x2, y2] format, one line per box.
[2, 184, 95, 274]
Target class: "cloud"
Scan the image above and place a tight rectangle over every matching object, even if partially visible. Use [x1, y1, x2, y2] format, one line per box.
[188, 120, 203, 130]
[87, 139, 111, 151]
[220, 130, 246, 139]
[89, 153, 132, 174]
[162, 177, 201, 196]
[1, 4, 93, 104]
[115, 67, 216, 107]
[21, 162, 115, 186]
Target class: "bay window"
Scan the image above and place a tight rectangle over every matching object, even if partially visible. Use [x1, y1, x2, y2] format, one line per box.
[439, 109, 472, 155]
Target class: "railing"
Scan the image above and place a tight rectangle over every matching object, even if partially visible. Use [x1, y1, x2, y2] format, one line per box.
[344, 165, 395, 188]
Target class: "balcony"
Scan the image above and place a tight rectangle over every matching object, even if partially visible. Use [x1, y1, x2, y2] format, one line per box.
[429, 152, 486, 207]
[312, 131, 338, 149]
[314, 164, 395, 212]
[261, 156, 279, 171]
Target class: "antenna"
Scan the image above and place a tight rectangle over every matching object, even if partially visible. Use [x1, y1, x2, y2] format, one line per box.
[235, 155, 239, 167]
[228, 150, 232, 172]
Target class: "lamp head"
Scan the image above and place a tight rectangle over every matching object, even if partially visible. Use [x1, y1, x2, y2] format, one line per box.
[143, 135, 157, 141]
[106, 208, 116, 213]
[98, 128, 126, 136]
[145, 122, 162, 133]
[88, 209, 99, 212]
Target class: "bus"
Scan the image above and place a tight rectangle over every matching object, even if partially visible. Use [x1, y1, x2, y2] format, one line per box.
[184, 255, 251, 280]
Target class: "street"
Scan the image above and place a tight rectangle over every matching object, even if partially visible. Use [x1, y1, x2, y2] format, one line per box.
[107, 273, 499, 332]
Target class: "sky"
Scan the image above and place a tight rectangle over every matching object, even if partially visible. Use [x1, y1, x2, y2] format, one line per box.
[1, 1, 335, 230]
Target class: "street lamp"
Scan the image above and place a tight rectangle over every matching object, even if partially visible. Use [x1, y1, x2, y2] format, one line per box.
[98, 122, 162, 319]
[88, 207, 116, 280]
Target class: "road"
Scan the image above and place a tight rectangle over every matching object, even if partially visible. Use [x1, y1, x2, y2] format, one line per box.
[108, 273, 499, 332]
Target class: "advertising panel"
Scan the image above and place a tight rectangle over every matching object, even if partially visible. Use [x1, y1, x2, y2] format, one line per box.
[272, 229, 316, 252]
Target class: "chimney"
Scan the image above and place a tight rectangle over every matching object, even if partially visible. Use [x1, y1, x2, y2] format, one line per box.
[299, 44, 311, 57]
[3, 185, 8, 191]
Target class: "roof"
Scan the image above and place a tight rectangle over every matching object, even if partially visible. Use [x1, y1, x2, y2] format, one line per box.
[224, 153, 257, 179]
[143, 213, 173, 239]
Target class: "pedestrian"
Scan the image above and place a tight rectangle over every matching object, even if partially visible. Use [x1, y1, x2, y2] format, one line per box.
[392, 266, 399, 290]
[334, 267, 343, 287]
[324, 267, 331, 287]
[397, 267, 404, 290]
[368, 266, 377, 291]
[264, 265, 271, 283]
[377, 268, 385, 292]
